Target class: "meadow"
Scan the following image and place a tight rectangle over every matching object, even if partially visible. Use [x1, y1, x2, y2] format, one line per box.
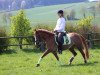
[0, 2, 100, 27]
[0, 46, 100, 75]
[0, 2, 100, 75]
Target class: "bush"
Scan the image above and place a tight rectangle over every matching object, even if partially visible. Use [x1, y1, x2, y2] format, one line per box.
[65, 22, 76, 32]
[76, 16, 93, 34]
[0, 27, 9, 51]
[10, 10, 32, 45]
[10, 10, 31, 37]
[32, 21, 100, 46]
[33, 24, 53, 34]
[65, 9, 76, 20]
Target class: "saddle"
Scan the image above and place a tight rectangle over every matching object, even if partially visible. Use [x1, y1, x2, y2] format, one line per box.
[54, 32, 70, 45]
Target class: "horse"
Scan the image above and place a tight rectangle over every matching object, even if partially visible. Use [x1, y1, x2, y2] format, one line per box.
[34, 29, 89, 67]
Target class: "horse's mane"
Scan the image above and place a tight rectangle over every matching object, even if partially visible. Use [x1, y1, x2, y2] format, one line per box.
[37, 29, 54, 35]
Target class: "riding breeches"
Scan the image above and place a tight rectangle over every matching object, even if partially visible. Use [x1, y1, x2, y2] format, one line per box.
[55, 32, 65, 51]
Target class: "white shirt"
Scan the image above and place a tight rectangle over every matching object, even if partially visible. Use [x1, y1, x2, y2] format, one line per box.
[54, 17, 66, 32]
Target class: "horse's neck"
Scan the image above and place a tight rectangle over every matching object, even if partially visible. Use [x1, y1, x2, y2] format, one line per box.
[41, 32, 54, 42]
[40, 33, 48, 41]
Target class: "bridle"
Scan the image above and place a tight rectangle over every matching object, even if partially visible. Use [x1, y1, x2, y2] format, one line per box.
[34, 35, 37, 45]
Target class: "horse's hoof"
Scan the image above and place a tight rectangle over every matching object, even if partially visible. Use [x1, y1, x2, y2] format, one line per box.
[68, 62, 71, 65]
[36, 64, 40, 67]
[84, 60, 87, 64]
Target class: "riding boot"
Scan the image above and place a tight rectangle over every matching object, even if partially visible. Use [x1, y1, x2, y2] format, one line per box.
[58, 43, 62, 54]
[58, 50, 62, 54]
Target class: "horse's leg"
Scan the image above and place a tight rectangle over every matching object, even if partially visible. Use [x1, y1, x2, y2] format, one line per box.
[36, 50, 50, 67]
[69, 45, 77, 65]
[52, 52, 62, 65]
[77, 46, 87, 64]
[52, 52, 59, 61]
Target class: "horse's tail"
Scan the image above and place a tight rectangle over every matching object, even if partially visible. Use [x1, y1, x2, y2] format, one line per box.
[80, 35, 89, 59]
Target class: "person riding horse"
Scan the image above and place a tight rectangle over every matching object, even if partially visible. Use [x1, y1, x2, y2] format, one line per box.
[54, 10, 66, 54]
[35, 10, 89, 67]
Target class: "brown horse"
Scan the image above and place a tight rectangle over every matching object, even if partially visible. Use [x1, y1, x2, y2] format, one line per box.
[34, 29, 89, 67]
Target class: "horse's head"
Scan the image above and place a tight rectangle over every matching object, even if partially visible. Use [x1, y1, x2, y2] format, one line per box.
[34, 30, 42, 45]
[34, 29, 54, 45]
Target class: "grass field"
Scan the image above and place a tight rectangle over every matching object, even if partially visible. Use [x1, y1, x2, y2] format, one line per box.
[0, 2, 100, 75]
[0, 2, 100, 27]
[0, 46, 100, 75]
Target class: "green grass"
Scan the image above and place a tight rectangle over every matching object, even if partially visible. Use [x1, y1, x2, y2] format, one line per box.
[0, 47, 100, 75]
[0, 2, 100, 27]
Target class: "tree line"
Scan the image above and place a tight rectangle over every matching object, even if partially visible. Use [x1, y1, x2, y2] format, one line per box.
[0, 0, 35, 10]
[0, 0, 86, 11]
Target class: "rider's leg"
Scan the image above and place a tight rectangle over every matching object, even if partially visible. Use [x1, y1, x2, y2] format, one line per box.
[58, 42, 62, 54]
[58, 33, 64, 54]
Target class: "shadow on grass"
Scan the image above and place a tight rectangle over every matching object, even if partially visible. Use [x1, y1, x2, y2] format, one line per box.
[60, 61, 98, 68]
[0, 49, 17, 55]
[91, 45, 100, 50]
[22, 48, 43, 53]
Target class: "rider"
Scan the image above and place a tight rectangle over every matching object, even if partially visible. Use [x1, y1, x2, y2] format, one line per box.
[54, 10, 66, 54]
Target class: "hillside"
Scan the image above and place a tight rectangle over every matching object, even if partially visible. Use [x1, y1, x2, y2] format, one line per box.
[0, 0, 87, 10]
[0, 2, 100, 27]
[25, 2, 99, 25]
[35, 0, 87, 5]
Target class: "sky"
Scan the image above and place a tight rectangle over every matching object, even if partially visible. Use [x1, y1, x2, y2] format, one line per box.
[88, 0, 100, 2]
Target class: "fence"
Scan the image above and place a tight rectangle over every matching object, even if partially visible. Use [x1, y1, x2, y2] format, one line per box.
[0, 36, 35, 49]
[0, 33, 100, 49]
[83, 33, 100, 48]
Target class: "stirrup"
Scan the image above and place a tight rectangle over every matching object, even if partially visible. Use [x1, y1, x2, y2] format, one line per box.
[58, 50, 62, 54]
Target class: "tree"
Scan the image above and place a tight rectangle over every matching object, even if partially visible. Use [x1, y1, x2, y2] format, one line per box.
[81, 7, 86, 18]
[76, 16, 93, 34]
[89, 6, 96, 18]
[11, 1, 17, 10]
[2, 12, 7, 26]
[95, 1, 100, 14]
[2, 12, 12, 26]
[10, 10, 31, 49]
[64, 9, 76, 20]
[0, 27, 9, 51]
[21, 0, 26, 9]
[69, 9, 76, 20]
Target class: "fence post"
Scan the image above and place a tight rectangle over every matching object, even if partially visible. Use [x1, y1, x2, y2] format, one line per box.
[88, 33, 93, 48]
[19, 38, 22, 49]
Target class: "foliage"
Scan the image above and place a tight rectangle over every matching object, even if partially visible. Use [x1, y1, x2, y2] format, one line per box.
[10, 10, 31, 37]
[95, 1, 100, 13]
[0, 27, 9, 51]
[65, 22, 76, 32]
[2, 12, 7, 25]
[0, 2, 99, 26]
[0, 0, 86, 10]
[32, 17, 99, 35]
[2, 12, 12, 26]
[66, 9, 76, 20]
[76, 16, 93, 34]
[10, 10, 32, 45]
[33, 24, 53, 34]
[80, 7, 86, 18]
[92, 25, 100, 33]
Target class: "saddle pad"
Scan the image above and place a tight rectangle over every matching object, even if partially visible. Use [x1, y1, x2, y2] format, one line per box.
[55, 34, 71, 45]
[63, 34, 71, 45]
